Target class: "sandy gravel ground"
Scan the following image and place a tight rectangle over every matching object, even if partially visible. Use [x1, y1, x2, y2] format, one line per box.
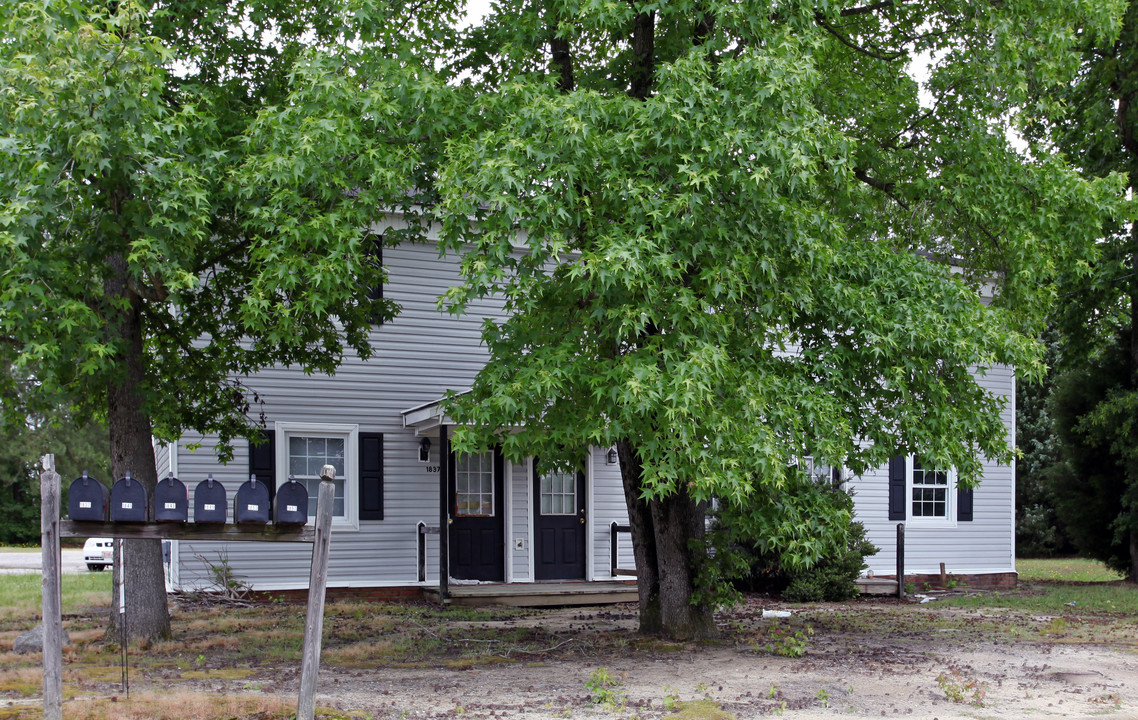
[298, 605, 1136, 720]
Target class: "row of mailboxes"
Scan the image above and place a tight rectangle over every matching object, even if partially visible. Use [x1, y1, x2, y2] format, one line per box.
[67, 473, 309, 525]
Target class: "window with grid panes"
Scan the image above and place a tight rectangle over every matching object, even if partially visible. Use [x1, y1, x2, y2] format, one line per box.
[288, 436, 347, 518]
[540, 471, 576, 515]
[455, 452, 494, 516]
[911, 457, 949, 518]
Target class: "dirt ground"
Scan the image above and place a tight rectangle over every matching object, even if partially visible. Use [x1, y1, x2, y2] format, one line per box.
[307, 604, 1136, 720]
[171, 595, 1135, 720]
[8, 592, 1136, 720]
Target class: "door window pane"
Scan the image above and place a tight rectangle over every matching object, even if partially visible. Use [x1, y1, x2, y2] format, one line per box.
[540, 471, 576, 516]
[456, 452, 494, 516]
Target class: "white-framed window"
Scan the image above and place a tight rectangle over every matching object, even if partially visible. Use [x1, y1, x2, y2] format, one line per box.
[794, 455, 843, 488]
[908, 456, 956, 525]
[276, 422, 359, 530]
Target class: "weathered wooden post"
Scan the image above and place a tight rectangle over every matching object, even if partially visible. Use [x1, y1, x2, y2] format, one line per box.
[297, 466, 336, 720]
[896, 522, 906, 600]
[40, 454, 62, 720]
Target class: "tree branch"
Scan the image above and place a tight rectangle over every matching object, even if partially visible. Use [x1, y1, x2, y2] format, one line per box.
[838, 1, 896, 17]
[548, 23, 575, 93]
[853, 167, 896, 194]
[628, 6, 655, 100]
[815, 15, 906, 62]
[127, 276, 169, 304]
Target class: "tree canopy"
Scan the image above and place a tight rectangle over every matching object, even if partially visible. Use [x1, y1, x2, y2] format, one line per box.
[429, 0, 1125, 636]
[194, 0, 1127, 637]
[0, 0, 408, 639]
[2, 0, 1129, 639]
[1021, 0, 1138, 580]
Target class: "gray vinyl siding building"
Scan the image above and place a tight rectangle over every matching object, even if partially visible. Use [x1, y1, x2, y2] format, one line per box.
[166, 237, 636, 593]
[849, 363, 1017, 581]
[163, 233, 1017, 594]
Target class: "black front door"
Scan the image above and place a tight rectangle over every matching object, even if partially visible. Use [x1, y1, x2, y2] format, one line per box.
[533, 466, 586, 580]
[449, 448, 505, 581]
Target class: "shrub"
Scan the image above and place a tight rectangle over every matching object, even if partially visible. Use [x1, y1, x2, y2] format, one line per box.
[781, 520, 877, 602]
[721, 479, 879, 602]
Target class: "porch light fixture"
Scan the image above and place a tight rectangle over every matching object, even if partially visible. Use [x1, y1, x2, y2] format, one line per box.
[320, 464, 336, 481]
[606, 446, 618, 465]
[419, 437, 432, 463]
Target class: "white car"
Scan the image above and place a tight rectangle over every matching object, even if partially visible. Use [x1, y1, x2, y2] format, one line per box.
[82, 538, 113, 571]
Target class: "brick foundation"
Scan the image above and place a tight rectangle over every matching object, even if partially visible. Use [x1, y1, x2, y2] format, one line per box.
[246, 585, 426, 604]
[878, 571, 1018, 592]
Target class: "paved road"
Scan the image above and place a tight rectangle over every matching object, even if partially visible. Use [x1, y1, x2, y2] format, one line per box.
[0, 549, 90, 574]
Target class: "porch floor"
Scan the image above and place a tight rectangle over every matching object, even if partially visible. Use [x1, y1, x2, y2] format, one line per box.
[855, 577, 899, 595]
[424, 580, 639, 608]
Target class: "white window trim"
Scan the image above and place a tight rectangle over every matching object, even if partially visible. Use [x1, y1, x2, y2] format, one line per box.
[275, 422, 360, 531]
[906, 456, 957, 527]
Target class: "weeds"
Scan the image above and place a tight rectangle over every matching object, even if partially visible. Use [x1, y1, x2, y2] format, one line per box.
[936, 669, 987, 706]
[760, 622, 812, 658]
[585, 667, 625, 710]
[193, 550, 251, 601]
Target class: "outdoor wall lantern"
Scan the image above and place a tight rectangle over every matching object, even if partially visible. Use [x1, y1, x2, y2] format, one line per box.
[419, 437, 432, 463]
[606, 446, 619, 465]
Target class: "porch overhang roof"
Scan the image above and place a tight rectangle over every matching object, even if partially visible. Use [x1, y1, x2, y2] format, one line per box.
[401, 395, 462, 435]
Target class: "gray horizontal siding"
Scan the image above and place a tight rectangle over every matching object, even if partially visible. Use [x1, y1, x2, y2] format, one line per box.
[173, 238, 1011, 589]
[175, 241, 506, 590]
[853, 363, 1015, 577]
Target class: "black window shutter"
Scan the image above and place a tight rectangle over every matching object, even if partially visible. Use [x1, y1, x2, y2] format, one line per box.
[887, 456, 906, 521]
[957, 487, 974, 522]
[367, 238, 384, 324]
[249, 430, 275, 504]
[359, 432, 384, 520]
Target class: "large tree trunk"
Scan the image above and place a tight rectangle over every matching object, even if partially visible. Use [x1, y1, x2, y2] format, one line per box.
[1130, 530, 1138, 583]
[617, 438, 716, 640]
[1129, 220, 1138, 583]
[105, 252, 170, 642]
[649, 486, 716, 640]
[616, 439, 661, 632]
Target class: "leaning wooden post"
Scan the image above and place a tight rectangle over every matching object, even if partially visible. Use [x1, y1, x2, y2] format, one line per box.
[896, 522, 906, 600]
[297, 466, 336, 720]
[40, 454, 62, 720]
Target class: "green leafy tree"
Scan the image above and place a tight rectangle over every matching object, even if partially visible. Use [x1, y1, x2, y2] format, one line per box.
[424, 1, 1125, 638]
[0, 0, 418, 639]
[1015, 327, 1072, 557]
[0, 371, 111, 545]
[1045, 332, 1136, 576]
[1024, 1, 1138, 580]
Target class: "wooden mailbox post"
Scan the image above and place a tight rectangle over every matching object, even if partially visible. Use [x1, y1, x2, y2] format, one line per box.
[40, 456, 333, 720]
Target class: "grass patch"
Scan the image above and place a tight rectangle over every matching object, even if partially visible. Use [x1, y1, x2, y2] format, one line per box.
[936, 581, 1138, 616]
[668, 700, 737, 720]
[64, 690, 295, 719]
[0, 573, 111, 620]
[1016, 557, 1125, 583]
[930, 558, 1137, 618]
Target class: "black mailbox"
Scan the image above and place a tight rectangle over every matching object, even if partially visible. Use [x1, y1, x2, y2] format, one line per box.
[275, 476, 308, 524]
[153, 474, 188, 522]
[67, 472, 108, 522]
[111, 473, 149, 522]
[193, 474, 227, 523]
[235, 474, 270, 524]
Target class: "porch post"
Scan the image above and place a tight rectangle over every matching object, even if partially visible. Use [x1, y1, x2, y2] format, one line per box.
[439, 424, 450, 602]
